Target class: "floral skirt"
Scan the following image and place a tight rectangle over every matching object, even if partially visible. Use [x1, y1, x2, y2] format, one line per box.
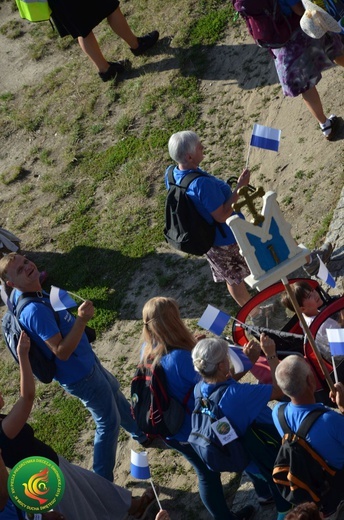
[206, 243, 250, 285]
[272, 28, 344, 97]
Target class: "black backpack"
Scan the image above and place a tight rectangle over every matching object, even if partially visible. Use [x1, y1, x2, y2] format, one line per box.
[131, 360, 192, 437]
[232, 0, 300, 49]
[272, 404, 344, 509]
[164, 166, 224, 256]
[188, 383, 250, 472]
[2, 291, 56, 384]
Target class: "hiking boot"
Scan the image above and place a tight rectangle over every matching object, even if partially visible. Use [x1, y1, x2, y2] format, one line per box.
[98, 60, 131, 82]
[233, 505, 256, 520]
[303, 242, 334, 276]
[130, 30, 159, 56]
[321, 114, 339, 141]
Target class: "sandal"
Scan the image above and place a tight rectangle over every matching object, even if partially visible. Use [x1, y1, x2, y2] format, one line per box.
[132, 486, 159, 520]
[321, 115, 339, 141]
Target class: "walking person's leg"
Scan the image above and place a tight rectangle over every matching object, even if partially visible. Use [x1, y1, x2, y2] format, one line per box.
[165, 440, 254, 520]
[63, 360, 121, 482]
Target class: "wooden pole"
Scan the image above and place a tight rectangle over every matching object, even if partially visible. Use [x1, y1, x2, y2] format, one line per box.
[281, 277, 335, 393]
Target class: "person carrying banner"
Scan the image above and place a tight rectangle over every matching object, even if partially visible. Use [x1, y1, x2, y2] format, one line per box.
[281, 280, 344, 361]
[0, 253, 149, 482]
[167, 131, 252, 306]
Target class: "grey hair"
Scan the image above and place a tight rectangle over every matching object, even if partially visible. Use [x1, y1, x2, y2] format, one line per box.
[168, 131, 200, 164]
[192, 338, 229, 377]
[275, 355, 313, 398]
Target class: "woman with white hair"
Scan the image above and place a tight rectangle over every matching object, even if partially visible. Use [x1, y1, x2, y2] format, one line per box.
[140, 296, 257, 520]
[166, 131, 251, 307]
[192, 336, 292, 519]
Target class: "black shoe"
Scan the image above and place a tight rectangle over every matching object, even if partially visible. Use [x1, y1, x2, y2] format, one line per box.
[98, 60, 130, 82]
[233, 505, 256, 520]
[130, 30, 159, 56]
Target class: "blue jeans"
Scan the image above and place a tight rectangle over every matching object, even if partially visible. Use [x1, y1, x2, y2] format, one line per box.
[62, 356, 146, 481]
[165, 439, 237, 520]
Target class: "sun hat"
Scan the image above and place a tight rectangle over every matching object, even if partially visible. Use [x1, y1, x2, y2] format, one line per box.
[300, 0, 341, 38]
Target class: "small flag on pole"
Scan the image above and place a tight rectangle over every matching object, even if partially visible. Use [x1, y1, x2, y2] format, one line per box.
[326, 329, 344, 356]
[130, 450, 151, 480]
[198, 305, 231, 336]
[250, 124, 281, 152]
[0, 285, 13, 312]
[316, 256, 336, 288]
[50, 286, 77, 312]
[228, 346, 253, 374]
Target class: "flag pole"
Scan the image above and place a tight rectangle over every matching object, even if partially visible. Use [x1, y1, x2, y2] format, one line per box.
[281, 277, 335, 393]
[149, 478, 162, 509]
[245, 145, 251, 169]
[66, 290, 86, 302]
[331, 356, 339, 384]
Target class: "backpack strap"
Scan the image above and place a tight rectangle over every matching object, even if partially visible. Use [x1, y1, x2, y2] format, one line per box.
[296, 408, 327, 439]
[167, 165, 205, 190]
[277, 403, 327, 439]
[195, 382, 229, 420]
[14, 291, 60, 326]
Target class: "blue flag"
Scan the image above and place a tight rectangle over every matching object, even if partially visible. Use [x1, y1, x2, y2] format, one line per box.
[250, 124, 281, 152]
[327, 329, 344, 356]
[317, 256, 336, 288]
[130, 450, 151, 480]
[50, 285, 77, 312]
[198, 305, 231, 336]
[228, 346, 253, 374]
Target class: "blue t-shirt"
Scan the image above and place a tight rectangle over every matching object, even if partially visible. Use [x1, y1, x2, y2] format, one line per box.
[14, 290, 95, 385]
[278, 0, 300, 16]
[200, 379, 274, 436]
[165, 166, 239, 247]
[160, 349, 200, 441]
[272, 402, 344, 469]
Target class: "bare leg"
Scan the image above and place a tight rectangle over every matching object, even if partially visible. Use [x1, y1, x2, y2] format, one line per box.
[226, 281, 251, 307]
[301, 86, 326, 124]
[78, 32, 109, 72]
[334, 54, 344, 66]
[107, 8, 139, 49]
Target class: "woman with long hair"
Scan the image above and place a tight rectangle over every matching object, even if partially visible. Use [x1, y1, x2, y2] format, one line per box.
[140, 296, 256, 520]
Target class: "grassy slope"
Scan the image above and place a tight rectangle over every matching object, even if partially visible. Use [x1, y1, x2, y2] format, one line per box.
[0, 0, 240, 457]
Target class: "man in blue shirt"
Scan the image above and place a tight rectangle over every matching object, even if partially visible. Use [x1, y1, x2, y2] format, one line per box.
[167, 130, 251, 306]
[0, 253, 148, 482]
[273, 355, 344, 517]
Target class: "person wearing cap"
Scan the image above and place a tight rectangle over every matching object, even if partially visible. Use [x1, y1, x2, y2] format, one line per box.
[274, 0, 344, 140]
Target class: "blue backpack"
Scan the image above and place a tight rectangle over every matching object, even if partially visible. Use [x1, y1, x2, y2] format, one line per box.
[2, 291, 56, 384]
[188, 382, 249, 472]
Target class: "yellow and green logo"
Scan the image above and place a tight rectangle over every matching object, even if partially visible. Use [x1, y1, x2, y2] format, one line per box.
[8, 457, 65, 513]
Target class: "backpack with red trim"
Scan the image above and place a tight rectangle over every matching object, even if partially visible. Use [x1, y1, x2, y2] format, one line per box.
[232, 0, 300, 49]
[272, 404, 344, 510]
[131, 360, 191, 437]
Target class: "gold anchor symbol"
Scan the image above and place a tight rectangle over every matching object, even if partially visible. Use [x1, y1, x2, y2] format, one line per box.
[232, 186, 266, 225]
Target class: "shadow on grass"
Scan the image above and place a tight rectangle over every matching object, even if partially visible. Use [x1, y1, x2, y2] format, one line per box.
[124, 37, 279, 90]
